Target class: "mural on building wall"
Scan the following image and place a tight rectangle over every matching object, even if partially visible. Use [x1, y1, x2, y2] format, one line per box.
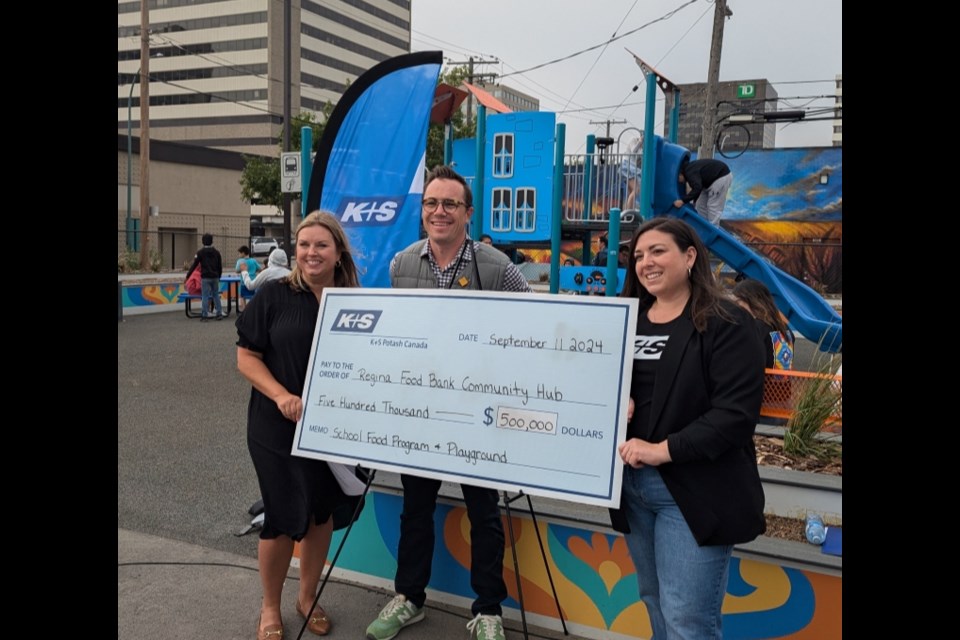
[722, 148, 841, 222]
[719, 147, 842, 293]
[314, 492, 841, 640]
[723, 220, 842, 294]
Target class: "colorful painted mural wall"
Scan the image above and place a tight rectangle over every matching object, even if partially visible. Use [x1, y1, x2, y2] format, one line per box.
[123, 281, 241, 312]
[721, 147, 842, 294]
[319, 491, 841, 640]
[122, 282, 191, 309]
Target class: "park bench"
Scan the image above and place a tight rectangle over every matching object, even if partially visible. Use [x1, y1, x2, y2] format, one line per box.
[177, 286, 254, 318]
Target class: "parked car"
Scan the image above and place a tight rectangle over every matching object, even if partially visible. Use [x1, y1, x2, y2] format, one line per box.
[250, 236, 279, 256]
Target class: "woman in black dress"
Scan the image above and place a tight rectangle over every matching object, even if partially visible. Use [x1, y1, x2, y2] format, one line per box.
[237, 212, 360, 639]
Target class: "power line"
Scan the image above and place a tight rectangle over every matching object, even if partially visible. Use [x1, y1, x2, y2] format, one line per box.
[771, 79, 839, 86]
[412, 30, 487, 61]
[557, 98, 658, 114]
[499, 0, 698, 78]
[589, 2, 711, 129]
[654, 1, 713, 69]
[559, 0, 640, 113]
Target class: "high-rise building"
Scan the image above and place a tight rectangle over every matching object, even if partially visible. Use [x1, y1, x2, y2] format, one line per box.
[118, 0, 412, 156]
[832, 74, 842, 147]
[664, 79, 778, 153]
[474, 82, 540, 113]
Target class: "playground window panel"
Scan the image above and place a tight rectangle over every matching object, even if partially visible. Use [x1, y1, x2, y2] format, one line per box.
[514, 188, 536, 232]
[491, 187, 512, 232]
[493, 133, 514, 178]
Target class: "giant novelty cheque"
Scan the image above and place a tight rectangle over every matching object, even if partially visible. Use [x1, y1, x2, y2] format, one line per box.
[293, 289, 638, 507]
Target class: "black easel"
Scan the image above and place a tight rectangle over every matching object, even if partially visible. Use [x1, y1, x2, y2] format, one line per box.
[294, 469, 378, 640]
[501, 491, 569, 639]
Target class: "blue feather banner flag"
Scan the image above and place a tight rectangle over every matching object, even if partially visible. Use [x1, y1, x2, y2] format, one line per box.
[306, 52, 442, 287]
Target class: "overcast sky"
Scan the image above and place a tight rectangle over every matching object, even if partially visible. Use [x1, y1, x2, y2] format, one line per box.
[410, 0, 842, 152]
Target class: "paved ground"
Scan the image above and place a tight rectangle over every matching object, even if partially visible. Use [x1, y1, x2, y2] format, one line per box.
[118, 307, 837, 640]
[118, 310, 575, 640]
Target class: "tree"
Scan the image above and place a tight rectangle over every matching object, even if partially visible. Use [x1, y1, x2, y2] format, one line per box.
[425, 66, 476, 169]
[239, 107, 334, 209]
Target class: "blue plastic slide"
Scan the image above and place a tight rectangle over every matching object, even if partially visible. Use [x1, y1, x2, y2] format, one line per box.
[650, 138, 842, 352]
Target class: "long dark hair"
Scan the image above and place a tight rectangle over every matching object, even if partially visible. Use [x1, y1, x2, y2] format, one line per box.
[733, 279, 789, 334]
[620, 217, 730, 332]
[286, 211, 361, 291]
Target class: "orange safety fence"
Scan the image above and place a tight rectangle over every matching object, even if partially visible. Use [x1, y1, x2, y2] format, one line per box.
[760, 369, 842, 432]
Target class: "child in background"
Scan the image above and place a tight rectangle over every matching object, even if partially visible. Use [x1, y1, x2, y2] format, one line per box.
[732, 279, 794, 370]
[235, 245, 259, 311]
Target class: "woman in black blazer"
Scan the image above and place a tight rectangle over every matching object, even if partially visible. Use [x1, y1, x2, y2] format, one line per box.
[614, 217, 765, 639]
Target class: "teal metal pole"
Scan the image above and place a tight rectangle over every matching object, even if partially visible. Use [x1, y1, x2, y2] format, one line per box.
[472, 105, 486, 241]
[669, 89, 680, 143]
[301, 126, 312, 218]
[639, 72, 657, 220]
[550, 123, 566, 294]
[444, 122, 453, 165]
[605, 207, 621, 296]
[582, 134, 595, 222]
[582, 135, 597, 264]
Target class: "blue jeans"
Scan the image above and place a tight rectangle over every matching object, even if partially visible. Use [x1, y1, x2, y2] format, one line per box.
[622, 466, 732, 639]
[200, 277, 222, 318]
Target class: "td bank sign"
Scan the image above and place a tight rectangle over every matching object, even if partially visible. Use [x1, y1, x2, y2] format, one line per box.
[737, 83, 756, 99]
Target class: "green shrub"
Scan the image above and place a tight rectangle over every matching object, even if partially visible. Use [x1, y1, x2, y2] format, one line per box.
[118, 249, 140, 273]
[783, 351, 842, 460]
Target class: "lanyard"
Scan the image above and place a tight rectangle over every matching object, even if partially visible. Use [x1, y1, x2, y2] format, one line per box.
[446, 238, 470, 289]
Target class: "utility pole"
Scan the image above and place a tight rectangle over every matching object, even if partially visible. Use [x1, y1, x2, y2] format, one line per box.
[446, 57, 497, 127]
[138, 0, 151, 269]
[699, 0, 732, 159]
[282, 0, 292, 253]
[589, 119, 627, 139]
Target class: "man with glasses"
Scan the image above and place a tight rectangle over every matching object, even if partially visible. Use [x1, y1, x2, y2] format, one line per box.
[366, 165, 529, 640]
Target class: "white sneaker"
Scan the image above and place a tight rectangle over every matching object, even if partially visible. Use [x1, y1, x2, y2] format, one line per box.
[466, 613, 505, 640]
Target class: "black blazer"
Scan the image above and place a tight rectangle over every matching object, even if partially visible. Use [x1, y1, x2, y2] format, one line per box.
[611, 301, 767, 546]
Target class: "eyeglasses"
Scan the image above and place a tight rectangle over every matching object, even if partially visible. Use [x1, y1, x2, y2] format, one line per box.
[421, 198, 466, 213]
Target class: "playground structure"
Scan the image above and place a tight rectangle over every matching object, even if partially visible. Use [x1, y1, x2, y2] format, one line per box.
[456, 118, 842, 351]
[455, 59, 841, 353]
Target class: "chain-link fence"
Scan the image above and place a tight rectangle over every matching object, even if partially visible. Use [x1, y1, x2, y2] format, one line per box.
[118, 229, 285, 273]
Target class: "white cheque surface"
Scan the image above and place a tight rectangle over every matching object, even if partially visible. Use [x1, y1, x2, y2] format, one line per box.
[294, 289, 638, 507]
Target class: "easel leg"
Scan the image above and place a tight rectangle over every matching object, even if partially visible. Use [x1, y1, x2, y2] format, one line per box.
[502, 492, 569, 638]
[524, 494, 568, 636]
[501, 491, 529, 639]
[297, 469, 376, 640]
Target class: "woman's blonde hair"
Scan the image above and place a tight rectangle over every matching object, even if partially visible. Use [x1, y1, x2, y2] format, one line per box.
[286, 211, 361, 291]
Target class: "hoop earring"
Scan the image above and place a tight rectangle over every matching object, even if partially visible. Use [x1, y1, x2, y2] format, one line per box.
[336, 260, 342, 268]
[687, 267, 691, 278]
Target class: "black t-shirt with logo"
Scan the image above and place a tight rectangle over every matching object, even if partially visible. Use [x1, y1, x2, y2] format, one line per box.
[629, 313, 682, 441]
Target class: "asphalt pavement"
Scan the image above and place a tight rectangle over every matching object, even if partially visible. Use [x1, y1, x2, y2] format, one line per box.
[118, 306, 837, 640]
[118, 310, 573, 640]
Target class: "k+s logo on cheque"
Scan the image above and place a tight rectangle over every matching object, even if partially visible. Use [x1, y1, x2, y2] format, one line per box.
[336, 197, 405, 226]
[331, 310, 382, 333]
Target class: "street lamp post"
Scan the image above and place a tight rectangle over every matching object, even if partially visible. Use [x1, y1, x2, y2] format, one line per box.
[126, 70, 140, 251]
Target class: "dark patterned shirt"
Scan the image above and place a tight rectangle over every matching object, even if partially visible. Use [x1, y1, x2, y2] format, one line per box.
[391, 240, 531, 292]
